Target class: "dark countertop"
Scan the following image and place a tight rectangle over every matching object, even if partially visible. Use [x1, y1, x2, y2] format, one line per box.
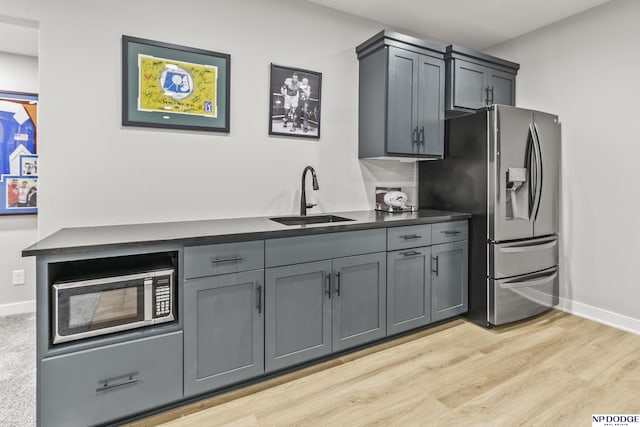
[23, 209, 471, 257]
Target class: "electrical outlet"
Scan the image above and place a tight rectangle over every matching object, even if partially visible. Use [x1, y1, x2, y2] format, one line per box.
[12, 269, 25, 286]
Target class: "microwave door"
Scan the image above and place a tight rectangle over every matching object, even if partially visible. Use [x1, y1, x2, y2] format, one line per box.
[489, 106, 535, 242]
[531, 111, 560, 237]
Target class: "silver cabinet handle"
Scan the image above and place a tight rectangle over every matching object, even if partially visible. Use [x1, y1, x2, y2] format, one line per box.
[432, 256, 439, 276]
[418, 126, 425, 144]
[412, 127, 418, 143]
[485, 86, 491, 105]
[400, 234, 422, 240]
[441, 230, 461, 235]
[335, 272, 341, 296]
[489, 86, 495, 105]
[211, 256, 244, 264]
[96, 374, 138, 392]
[256, 284, 262, 314]
[325, 273, 331, 299]
[401, 250, 421, 257]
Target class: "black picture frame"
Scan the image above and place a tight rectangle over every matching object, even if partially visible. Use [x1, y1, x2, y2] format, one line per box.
[122, 35, 230, 133]
[269, 64, 322, 139]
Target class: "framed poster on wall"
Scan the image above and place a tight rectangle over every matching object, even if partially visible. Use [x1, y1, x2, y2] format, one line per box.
[269, 64, 322, 139]
[0, 91, 38, 215]
[122, 35, 231, 133]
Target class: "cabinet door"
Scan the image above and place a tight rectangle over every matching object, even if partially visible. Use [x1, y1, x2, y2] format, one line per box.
[416, 54, 445, 157]
[332, 253, 386, 352]
[488, 68, 516, 106]
[431, 241, 468, 322]
[386, 247, 431, 335]
[452, 59, 488, 110]
[265, 260, 332, 372]
[184, 270, 264, 396]
[387, 46, 419, 155]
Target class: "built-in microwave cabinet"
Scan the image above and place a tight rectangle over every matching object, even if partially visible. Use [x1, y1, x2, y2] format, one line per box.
[445, 45, 519, 117]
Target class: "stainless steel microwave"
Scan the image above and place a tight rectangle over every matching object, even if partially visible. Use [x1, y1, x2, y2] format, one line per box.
[52, 269, 175, 344]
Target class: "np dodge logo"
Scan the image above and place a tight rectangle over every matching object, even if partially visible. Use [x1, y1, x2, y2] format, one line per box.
[593, 414, 640, 427]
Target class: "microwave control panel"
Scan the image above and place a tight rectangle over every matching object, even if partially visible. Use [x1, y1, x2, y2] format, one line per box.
[150, 275, 173, 318]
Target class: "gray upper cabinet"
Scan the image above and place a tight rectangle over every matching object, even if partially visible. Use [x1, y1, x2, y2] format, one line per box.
[332, 253, 386, 352]
[265, 260, 333, 372]
[183, 270, 264, 397]
[431, 240, 469, 322]
[445, 45, 519, 117]
[357, 30, 445, 159]
[387, 246, 432, 335]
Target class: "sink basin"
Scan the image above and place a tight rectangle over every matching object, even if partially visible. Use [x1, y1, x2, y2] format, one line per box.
[270, 215, 354, 226]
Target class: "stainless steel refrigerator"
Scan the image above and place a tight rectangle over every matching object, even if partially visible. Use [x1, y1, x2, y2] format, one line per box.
[419, 105, 560, 327]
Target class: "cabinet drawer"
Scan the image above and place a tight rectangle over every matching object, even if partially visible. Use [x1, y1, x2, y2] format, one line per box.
[40, 331, 183, 427]
[432, 221, 468, 244]
[387, 225, 431, 251]
[184, 240, 264, 278]
[266, 229, 385, 267]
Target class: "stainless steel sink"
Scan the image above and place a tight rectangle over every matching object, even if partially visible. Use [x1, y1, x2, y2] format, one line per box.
[270, 215, 354, 226]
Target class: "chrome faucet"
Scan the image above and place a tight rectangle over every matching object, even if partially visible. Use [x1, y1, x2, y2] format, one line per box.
[300, 165, 319, 216]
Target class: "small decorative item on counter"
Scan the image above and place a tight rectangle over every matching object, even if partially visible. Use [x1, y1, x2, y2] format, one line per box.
[375, 186, 417, 213]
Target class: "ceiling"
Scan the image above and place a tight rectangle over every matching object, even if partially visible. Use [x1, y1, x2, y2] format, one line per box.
[306, 0, 613, 50]
[0, 1, 614, 57]
[0, 15, 37, 57]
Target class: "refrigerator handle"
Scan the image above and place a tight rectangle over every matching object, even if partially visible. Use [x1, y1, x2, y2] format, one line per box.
[528, 123, 542, 221]
[499, 269, 558, 290]
[532, 123, 544, 222]
[526, 128, 535, 219]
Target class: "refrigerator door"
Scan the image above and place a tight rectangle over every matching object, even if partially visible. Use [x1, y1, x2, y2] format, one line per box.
[489, 235, 558, 279]
[488, 266, 559, 325]
[489, 105, 534, 242]
[532, 111, 560, 237]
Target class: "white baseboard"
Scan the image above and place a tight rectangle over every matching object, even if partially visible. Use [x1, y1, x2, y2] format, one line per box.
[0, 300, 36, 316]
[558, 297, 640, 336]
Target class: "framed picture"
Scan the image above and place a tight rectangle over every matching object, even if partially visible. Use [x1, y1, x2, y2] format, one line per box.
[122, 35, 230, 133]
[2, 176, 38, 214]
[0, 91, 38, 215]
[269, 64, 322, 139]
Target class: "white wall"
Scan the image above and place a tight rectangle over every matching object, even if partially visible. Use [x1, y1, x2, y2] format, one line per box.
[486, 0, 640, 333]
[34, 0, 417, 238]
[0, 51, 38, 314]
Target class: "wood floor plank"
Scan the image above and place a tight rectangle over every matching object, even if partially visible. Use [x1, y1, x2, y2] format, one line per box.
[129, 311, 640, 427]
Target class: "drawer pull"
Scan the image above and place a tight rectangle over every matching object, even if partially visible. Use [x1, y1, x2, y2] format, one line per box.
[401, 251, 421, 257]
[335, 272, 341, 296]
[96, 374, 139, 392]
[400, 234, 422, 240]
[325, 273, 331, 299]
[432, 256, 439, 276]
[211, 256, 244, 264]
[441, 230, 461, 235]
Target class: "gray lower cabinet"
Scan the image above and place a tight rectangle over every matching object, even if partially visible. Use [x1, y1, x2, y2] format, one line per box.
[332, 253, 386, 351]
[40, 331, 183, 427]
[387, 247, 432, 335]
[183, 270, 264, 397]
[265, 253, 386, 372]
[431, 241, 468, 322]
[265, 260, 332, 372]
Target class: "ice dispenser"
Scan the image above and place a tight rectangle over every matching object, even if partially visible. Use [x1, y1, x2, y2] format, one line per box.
[506, 167, 528, 219]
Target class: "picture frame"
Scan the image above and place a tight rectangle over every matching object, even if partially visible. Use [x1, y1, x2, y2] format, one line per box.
[0, 91, 38, 215]
[122, 35, 230, 133]
[269, 64, 322, 139]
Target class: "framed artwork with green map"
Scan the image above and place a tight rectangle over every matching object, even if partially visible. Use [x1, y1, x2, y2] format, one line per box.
[122, 35, 230, 132]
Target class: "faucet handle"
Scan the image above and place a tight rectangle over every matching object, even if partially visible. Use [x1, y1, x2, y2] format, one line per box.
[306, 203, 317, 209]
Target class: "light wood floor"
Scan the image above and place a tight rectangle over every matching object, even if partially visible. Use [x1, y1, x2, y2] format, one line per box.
[129, 311, 640, 427]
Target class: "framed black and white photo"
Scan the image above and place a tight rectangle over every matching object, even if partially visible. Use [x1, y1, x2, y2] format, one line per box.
[269, 64, 321, 139]
[122, 35, 230, 133]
